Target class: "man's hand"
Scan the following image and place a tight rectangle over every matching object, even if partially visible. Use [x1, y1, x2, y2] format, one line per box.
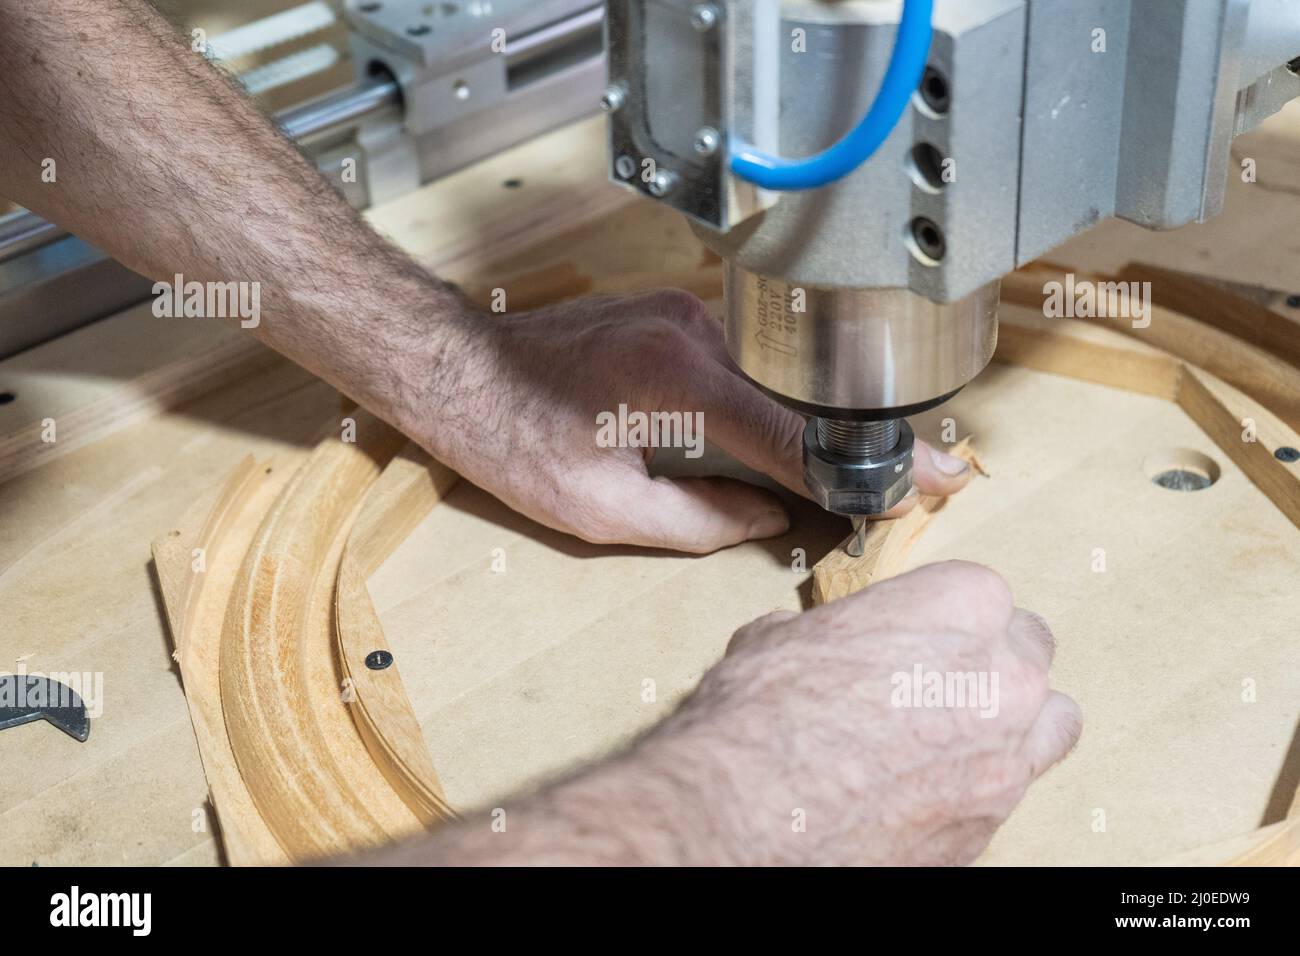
[0, 0, 970, 554]
[398, 291, 977, 553]
[375, 561, 1081, 866]
[638, 560, 1082, 865]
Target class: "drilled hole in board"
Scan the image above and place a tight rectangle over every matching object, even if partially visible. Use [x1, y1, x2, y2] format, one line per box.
[1143, 448, 1220, 492]
[0, 391, 15, 406]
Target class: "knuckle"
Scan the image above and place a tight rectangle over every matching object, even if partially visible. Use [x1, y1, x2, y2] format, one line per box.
[727, 609, 797, 656]
[942, 560, 1014, 613]
[653, 289, 714, 330]
[1053, 696, 1085, 749]
[761, 406, 805, 467]
[1005, 659, 1051, 719]
[632, 319, 694, 366]
[1019, 610, 1057, 662]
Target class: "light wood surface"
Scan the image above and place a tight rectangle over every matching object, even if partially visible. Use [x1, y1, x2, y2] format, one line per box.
[1, 107, 1299, 866]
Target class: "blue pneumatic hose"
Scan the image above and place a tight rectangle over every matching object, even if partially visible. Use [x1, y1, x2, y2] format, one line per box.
[729, 0, 935, 191]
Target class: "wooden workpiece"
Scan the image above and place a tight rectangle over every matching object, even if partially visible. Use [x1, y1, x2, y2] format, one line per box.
[811, 438, 987, 605]
[2, 104, 1300, 866]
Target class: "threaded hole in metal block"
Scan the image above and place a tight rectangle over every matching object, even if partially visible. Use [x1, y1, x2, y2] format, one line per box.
[918, 66, 951, 115]
[907, 143, 948, 193]
[906, 217, 946, 265]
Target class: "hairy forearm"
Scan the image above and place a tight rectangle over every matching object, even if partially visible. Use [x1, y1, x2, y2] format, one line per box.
[368, 728, 755, 867]
[0, 0, 471, 429]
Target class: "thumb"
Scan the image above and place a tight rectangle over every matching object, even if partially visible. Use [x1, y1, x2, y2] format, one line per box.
[611, 475, 789, 554]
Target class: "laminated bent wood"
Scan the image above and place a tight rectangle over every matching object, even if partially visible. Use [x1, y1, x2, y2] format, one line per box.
[334, 445, 460, 825]
[153, 456, 293, 866]
[154, 414, 459, 863]
[218, 413, 415, 857]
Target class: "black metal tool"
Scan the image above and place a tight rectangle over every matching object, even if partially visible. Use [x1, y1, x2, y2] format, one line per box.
[0, 675, 90, 742]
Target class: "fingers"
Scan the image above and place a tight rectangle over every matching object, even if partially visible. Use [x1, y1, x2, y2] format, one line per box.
[1020, 690, 1083, 777]
[631, 292, 807, 494]
[605, 291, 979, 543]
[582, 474, 790, 554]
[826, 560, 1016, 639]
[686, 360, 808, 495]
[633, 293, 978, 510]
[911, 440, 975, 497]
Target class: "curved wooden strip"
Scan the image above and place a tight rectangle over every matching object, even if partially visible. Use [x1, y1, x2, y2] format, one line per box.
[811, 439, 985, 605]
[335, 444, 460, 824]
[1004, 264, 1300, 431]
[152, 455, 291, 866]
[1113, 262, 1300, 372]
[219, 412, 421, 860]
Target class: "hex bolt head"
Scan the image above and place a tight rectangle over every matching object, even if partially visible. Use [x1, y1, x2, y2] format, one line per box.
[648, 169, 679, 197]
[693, 127, 720, 156]
[803, 419, 915, 515]
[690, 4, 719, 32]
[600, 85, 626, 112]
[614, 154, 637, 180]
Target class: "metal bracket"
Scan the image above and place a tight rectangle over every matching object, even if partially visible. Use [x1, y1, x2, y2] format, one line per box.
[605, 0, 776, 231]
